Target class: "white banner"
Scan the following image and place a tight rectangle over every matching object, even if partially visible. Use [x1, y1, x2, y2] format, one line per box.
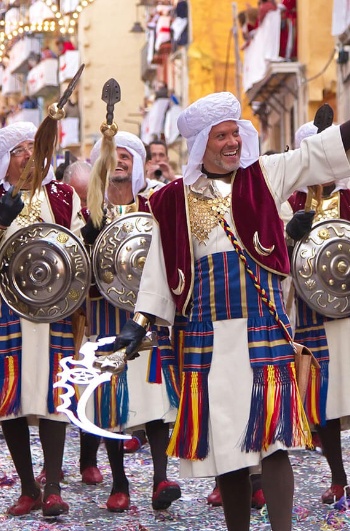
[27, 58, 58, 97]
[332, 0, 350, 36]
[243, 9, 282, 92]
[59, 117, 80, 148]
[59, 50, 80, 84]
[141, 98, 169, 144]
[29, 1, 55, 24]
[2, 66, 22, 96]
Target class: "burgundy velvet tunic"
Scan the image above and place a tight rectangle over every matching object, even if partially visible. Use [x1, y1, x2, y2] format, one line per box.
[149, 161, 290, 315]
[0, 181, 74, 227]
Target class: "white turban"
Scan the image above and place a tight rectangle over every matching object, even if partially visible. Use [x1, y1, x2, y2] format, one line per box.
[90, 131, 146, 198]
[177, 92, 260, 185]
[294, 121, 318, 149]
[0, 121, 54, 191]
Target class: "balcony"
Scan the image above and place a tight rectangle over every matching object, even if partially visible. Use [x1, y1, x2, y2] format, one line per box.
[246, 61, 304, 111]
[9, 37, 41, 75]
[26, 58, 58, 98]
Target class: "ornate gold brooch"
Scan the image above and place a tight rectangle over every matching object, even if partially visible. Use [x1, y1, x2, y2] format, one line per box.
[17, 191, 43, 227]
[188, 191, 231, 244]
[105, 202, 137, 223]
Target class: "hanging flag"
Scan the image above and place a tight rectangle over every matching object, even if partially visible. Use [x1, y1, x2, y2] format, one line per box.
[59, 117, 79, 148]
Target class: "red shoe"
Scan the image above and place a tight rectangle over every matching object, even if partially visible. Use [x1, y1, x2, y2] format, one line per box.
[81, 466, 103, 485]
[251, 488, 266, 509]
[207, 486, 222, 506]
[42, 494, 69, 516]
[322, 484, 347, 504]
[106, 492, 130, 512]
[36, 468, 64, 485]
[123, 435, 147, 454]
[8, 492, 42, 516]
[152, 480, 181, 510]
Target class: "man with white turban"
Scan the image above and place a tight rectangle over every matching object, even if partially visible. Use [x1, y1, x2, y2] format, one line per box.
[79, 130, 181, 513]
[286, 120, 350, 506]
[0, 122, 83, 517]
[111, 92, 350, 531]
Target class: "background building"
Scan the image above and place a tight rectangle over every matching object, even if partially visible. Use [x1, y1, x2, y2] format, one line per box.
[0, 1, 347, 166]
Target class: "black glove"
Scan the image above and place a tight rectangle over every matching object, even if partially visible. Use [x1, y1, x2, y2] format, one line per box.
[114, 319, 147, 359]
[0, 186, 24, 227]
[81, 213, 106, 245]
[286, 210, 315, 241]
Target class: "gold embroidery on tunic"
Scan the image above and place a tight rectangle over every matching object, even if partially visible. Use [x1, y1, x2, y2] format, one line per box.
[312, 192, 340, 223]
[188, 190, 231, 244]
[17, 191, 43, 227]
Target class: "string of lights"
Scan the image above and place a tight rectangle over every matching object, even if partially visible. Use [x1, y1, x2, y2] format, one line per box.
[0, 0, 95, 61]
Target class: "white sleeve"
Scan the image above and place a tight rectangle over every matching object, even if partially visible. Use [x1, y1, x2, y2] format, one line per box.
[135, 220, 176, 326]
[261, 126, 350, 207]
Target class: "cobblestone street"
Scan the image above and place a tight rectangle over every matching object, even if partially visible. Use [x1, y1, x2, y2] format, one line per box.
[1, 427, 350, 530]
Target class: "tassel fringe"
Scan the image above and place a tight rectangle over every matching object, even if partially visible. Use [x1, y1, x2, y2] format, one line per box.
[167, 371, 209, 459]
[241, 363, 312, 452]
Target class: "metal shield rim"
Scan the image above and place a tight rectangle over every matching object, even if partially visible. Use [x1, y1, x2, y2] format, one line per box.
[0, 222, 91, 323]
[291, 218, 350, 318]
[92, 212, 153, 312]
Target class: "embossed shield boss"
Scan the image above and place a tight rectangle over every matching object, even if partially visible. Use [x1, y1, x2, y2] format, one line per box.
[0, 223, 91, 323]
[291, 219, 350, 318]
[92, 212, 153, 312]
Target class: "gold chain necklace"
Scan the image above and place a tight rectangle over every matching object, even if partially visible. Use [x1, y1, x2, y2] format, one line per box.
[188, 190, 231, 244]
[17, 191, 43, 227]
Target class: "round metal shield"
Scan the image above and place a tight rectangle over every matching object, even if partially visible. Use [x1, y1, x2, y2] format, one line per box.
[291, 219, 350, 318]
[92, 212, 153, 312]
[0, 223, 91, 323]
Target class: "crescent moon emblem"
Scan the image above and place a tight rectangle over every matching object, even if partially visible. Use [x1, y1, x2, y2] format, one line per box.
[253, 231, 275, 256]
[171, 268, 185, 295]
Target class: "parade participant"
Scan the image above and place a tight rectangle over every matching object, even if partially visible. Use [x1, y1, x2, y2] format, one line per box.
[33, 158, 104, 487]
[80, 130, 181, 512]
[145, 140, 178, 184]
[207, 472, 265, 509]
[286, 120, 350, 504]
[112, 92, 350, 531]
[0, 122, 84, 517]
[63, 160, 92, 208]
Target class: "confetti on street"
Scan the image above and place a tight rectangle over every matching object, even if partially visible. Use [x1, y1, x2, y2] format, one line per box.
[1, 427, 350, 530]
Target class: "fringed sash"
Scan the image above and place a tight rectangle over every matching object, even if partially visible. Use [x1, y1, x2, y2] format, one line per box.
[294, 297, 330, 426]
[147, 326, 180, 409]
[219, 217, 311, 451]
[0, 304, 22, 416]
[0, 300, 75, 417]
[91, 299, 179, 428]
[168, 225, 312, 459]
[49, 318, 76, 414]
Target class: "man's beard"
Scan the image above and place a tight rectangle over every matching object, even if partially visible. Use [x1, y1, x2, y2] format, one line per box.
[109, 173, 132, 185]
